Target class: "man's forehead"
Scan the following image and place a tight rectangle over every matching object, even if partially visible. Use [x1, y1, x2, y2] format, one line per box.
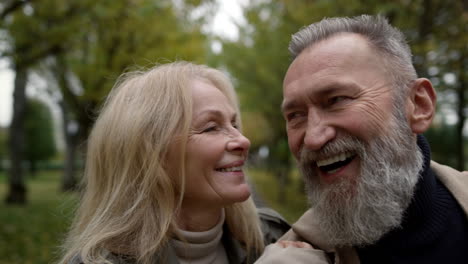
[302, 32, 372, 58]
[285, 34, 373, 79]
[284, 33, 382, 88]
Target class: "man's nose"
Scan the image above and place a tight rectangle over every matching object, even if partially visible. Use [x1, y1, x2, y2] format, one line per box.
[303, 112, 336, 151]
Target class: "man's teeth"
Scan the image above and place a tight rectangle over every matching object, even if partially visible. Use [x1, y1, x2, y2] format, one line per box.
[327, 168, 340, 174]
[316, 152, 353, 167]
[216, 166, 242, 172]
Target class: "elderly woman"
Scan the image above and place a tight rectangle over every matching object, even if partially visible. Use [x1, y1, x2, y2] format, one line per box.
[59, 62, 289, 264]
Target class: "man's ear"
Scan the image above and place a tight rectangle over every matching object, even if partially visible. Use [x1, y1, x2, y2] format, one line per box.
[407, 78, 436, 134]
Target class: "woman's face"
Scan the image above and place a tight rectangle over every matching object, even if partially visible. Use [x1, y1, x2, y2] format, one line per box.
[183, 79, 251, 209]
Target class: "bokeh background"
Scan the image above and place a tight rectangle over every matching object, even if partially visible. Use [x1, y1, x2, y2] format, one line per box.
[0, 0, 466, 263]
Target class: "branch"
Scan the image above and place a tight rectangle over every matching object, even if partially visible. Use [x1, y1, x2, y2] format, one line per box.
[15, 43, 62, 68]
[0, 0, 33, 20]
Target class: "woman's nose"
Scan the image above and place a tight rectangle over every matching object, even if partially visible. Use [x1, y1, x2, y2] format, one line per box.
[226, 130, 251, 153]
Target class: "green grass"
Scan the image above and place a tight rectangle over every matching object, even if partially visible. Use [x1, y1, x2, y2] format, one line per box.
[0, 171, 78, 264]
[248, 168, 309, 224]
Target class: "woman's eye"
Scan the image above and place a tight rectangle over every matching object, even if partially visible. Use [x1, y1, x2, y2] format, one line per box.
[202, 126, 218, 133]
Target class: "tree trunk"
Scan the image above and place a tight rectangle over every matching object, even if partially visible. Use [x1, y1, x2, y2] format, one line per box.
[29, 159, 37, 178]
[455, 50, 466, 170]
[59, 101, 79, 191]
[5, 66, 28, 204]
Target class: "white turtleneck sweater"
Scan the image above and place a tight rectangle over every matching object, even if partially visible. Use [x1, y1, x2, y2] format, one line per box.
[172, 209, 229, 264]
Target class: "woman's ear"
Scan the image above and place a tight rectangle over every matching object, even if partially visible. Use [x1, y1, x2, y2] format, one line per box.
[407, 78, 437, 134]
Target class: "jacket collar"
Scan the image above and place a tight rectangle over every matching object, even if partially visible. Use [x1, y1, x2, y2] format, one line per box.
[222, 224, 248, 263]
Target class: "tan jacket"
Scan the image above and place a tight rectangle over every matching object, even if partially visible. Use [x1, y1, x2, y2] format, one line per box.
[255, 161, 468, 264]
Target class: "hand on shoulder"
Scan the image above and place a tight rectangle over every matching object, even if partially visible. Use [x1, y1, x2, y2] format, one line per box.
[254, 241, 330, 263]
[277, 240, 313, 249]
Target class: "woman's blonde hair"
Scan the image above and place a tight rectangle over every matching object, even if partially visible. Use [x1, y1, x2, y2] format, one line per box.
[59, 61, 264, 264]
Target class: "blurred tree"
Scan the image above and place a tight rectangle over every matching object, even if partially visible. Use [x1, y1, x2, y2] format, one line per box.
[241, 111, 273, 152]
[0, 0, 215, 194]
[47, 0, 216, 190]
[5, 66, 28, 204]
[1, 0, 217, 199]
[0, 0, 32, 19]
[53, 0, 213, 139]
[218, 1, 301, 202]
[0, 127, 6, 167]
[23, 98, 56, 177]
[1, 0, 83, 203]
[405, 0, 467, 170]
[425, 122, 458, 167]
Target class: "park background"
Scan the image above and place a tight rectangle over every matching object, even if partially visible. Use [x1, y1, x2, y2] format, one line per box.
[0, 0, 466, 263]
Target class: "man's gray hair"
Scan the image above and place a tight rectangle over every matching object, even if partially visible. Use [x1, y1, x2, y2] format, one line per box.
[289, 15, 417, 98]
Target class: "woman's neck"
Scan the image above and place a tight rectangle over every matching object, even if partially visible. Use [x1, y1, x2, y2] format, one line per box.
[176, 204, 224, 232]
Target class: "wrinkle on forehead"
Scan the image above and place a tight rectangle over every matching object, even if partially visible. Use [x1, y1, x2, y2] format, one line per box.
[284, 33, 386, 88]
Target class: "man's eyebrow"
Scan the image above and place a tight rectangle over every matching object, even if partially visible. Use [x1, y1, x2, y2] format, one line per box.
[316, 82, 360, 96]
[281, 99, 298, 114]
[281, 81, 360, 113]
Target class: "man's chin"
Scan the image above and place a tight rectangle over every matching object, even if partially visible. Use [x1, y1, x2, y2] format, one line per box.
[311, 201, 401, 247]
[309, 174, 359, 201]
[306, 174, 406, 247]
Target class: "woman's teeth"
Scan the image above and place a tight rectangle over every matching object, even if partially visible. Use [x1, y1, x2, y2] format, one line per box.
[216, 166, 242, 172]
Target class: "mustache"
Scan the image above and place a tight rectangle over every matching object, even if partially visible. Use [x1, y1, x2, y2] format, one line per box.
[299, 135, 365, 163]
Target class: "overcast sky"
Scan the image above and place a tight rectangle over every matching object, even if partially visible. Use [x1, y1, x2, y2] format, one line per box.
[0, 59, 13, 127]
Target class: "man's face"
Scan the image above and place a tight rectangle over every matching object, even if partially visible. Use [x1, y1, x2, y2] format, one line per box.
[283, 33, 400, 185]
[299, 109, 422, 246]
[283, 33, 423, 246]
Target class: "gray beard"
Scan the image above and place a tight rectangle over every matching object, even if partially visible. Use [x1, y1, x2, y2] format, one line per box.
[299, 110, 423, 247]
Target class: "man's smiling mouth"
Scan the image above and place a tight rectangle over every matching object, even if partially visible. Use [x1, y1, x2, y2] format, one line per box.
[317, 152, 356, 174]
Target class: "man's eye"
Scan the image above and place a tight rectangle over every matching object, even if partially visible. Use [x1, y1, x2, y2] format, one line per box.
[286, 112, 304, 122]
[328, 96, 348, 105]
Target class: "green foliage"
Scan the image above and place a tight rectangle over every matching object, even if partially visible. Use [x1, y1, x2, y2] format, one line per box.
[65, 0, 211, 102]
[424, 122, 459, 168]
[24, 98, 57, 172]
[0, 171, 78, 264]
[217, 1, 295, 171]
[241, 111, 273, 151]
[2, 0, 217, 139]
[249, 168, 308, 223]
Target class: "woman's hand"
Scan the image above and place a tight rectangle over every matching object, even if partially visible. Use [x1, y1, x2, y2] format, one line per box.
[255, 241, 330, 263]
[277, 240, 314, 249]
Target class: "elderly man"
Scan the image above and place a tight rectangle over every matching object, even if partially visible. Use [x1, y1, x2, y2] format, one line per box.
[256, 15, 468, 264]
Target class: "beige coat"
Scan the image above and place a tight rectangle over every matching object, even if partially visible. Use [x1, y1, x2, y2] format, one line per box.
[255, 161, 468, 264]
